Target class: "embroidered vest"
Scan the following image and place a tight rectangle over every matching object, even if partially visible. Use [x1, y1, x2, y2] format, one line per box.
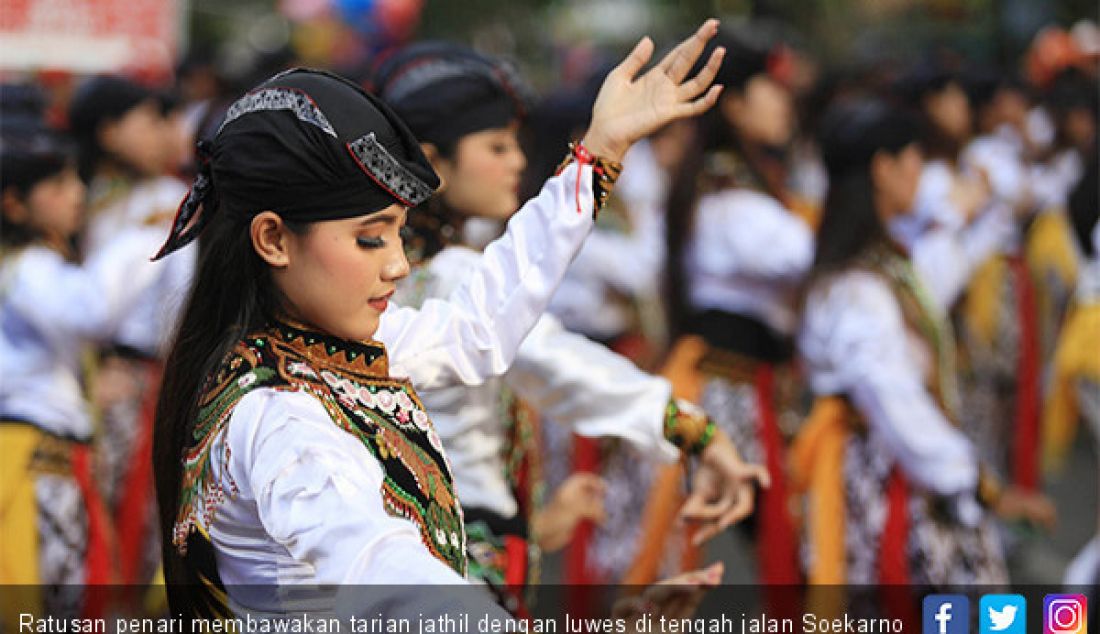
[858, 242, 961, 422]
[173, 321, 468, 579]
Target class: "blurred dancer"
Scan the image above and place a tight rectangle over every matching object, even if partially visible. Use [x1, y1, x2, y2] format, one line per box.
[374, 42, 766, 609]
[664, 27, 811, 585]
[68, 75, 197, 586]
[153, 24, 740, 618]
[0, 106, 165, 620]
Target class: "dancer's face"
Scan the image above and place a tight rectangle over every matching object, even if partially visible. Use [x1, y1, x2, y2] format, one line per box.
[721, 75, 794, 147]
[923, 82, 971, 142]
[435, 121, 527, 219]
[1, 165, 86, 244]
[872, 143, 924, 220]
[253, 205, 411, 341]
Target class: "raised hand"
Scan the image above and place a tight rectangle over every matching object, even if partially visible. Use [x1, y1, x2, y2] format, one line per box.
[582, 19, 725, 163]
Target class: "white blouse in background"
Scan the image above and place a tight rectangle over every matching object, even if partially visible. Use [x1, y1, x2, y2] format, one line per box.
[401, 243, 680, 519]
[799, 269, 979, 501]
[0, 228, 167, 438]
[685, 188, 813, 336]
[83, 175, 196, 357]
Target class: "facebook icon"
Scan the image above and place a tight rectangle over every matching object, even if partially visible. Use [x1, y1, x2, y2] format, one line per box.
[924, 595, 970, 634]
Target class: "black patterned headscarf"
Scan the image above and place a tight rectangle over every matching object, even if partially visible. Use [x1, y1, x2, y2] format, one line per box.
[371, 42, 535, 151]
[154, 68, 440, 260]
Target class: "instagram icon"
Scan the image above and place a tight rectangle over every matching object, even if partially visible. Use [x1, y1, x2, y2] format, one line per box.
[1044, 595, 1087, 634]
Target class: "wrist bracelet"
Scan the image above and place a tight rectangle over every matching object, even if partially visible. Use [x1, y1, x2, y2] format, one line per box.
[554, 141, 623, 218]
[663, 398, 717, 455]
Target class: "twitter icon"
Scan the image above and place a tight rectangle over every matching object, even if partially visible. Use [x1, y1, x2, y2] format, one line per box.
[980, 595, 1026, 634]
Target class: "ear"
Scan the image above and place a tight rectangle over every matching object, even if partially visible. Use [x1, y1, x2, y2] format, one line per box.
[250, 211, 291, 267]
[718, 89, 743, 127]
[420, 142, 449, 192]
[869, 149, 892, 187]
[1, 187, 30, 225]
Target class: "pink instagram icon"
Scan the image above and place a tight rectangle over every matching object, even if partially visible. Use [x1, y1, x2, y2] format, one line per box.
[1044, 595, 1087, 634]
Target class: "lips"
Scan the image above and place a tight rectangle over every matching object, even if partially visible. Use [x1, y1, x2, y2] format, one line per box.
[368, 290, 394, 312]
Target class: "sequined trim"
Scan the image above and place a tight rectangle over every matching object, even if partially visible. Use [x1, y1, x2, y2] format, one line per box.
[347, 132, 434, 207]
[218, 87, 337, 137]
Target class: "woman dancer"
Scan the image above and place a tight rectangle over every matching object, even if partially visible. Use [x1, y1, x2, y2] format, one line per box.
[152, 22, 738, 618]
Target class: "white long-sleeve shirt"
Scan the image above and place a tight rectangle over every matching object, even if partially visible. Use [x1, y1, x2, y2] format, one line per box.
[0, 228, 167, 438]
[799, 269, 978, 498]
[685, 188, 813, 336]
[398, 243, 680, 518]
[82, 175, 196, 356]
[548, 140, 668, 339]
[204, 162, 598, 590]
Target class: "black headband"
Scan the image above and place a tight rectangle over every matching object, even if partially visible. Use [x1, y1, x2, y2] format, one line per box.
[154, 68, 440, 260]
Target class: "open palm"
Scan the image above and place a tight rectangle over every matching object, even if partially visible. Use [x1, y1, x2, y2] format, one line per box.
[582, 19, 725, 162]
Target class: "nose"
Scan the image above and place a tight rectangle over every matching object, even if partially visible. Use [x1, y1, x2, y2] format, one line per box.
[381, 245, 410, 281]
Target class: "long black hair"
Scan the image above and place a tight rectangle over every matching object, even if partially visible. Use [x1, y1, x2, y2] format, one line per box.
[152, 203, 307, 612]
[664, 29, 790, 337]
[809, 97, 920, 281]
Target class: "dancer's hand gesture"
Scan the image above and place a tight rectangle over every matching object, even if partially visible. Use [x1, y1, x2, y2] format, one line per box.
[582, 19, 725, 162]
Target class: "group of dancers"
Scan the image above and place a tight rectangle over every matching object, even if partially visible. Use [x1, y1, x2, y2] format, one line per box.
[1, 13, 1097, 627]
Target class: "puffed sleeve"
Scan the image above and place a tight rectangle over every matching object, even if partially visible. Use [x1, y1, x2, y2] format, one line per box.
[3, 227, 166, 349]
[221, 389, 467, 585]
[799, 271, 978, 496]
[379, 162, 595, 390]
[505, 314, 680, 463]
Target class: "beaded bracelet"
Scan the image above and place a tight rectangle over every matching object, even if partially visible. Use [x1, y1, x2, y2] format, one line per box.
[554, 141, 623, 218]
[663, 398, 717, 455]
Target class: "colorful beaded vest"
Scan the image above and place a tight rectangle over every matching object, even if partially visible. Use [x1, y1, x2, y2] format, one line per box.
[173, 321, 468, 602]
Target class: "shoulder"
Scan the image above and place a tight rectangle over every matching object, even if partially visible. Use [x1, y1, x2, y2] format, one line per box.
[803, 269, 903, 337]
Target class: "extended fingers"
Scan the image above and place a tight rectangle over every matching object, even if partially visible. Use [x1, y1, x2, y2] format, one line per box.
[614, 36, 656, 82]
[678, 46, 725, 100]
[675, 85, 724, 119]
[660, 19, 720, 83]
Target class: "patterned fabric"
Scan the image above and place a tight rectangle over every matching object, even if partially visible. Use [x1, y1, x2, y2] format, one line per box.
[837, 430, 1006, 586]
[174, 321, 467, 576]
[347, 132, 436, 207]
[218, 87, 337, 137]
[0, 423, 89, 619]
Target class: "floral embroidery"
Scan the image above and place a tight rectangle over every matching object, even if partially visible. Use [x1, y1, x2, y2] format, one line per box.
[174, 320, 467, 576]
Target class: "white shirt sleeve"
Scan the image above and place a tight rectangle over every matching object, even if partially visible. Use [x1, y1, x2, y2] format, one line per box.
[505, 314, 680, 463]
[379, 162, 595, 390]
[799, 271, 978, 496]
[3, 228, 166, 349]
[695, 190, 814, 283]
[222, 389, 468, 585]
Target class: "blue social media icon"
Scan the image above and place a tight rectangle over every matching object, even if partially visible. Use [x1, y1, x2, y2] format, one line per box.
[924, 595, 970, 634]
[980, 595, 1026, 634]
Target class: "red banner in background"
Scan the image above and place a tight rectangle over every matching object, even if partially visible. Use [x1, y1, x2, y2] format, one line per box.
[0, 0, 182, 76]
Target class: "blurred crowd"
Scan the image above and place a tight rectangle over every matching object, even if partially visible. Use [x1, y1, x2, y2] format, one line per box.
[0, 4, 1098, 625]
